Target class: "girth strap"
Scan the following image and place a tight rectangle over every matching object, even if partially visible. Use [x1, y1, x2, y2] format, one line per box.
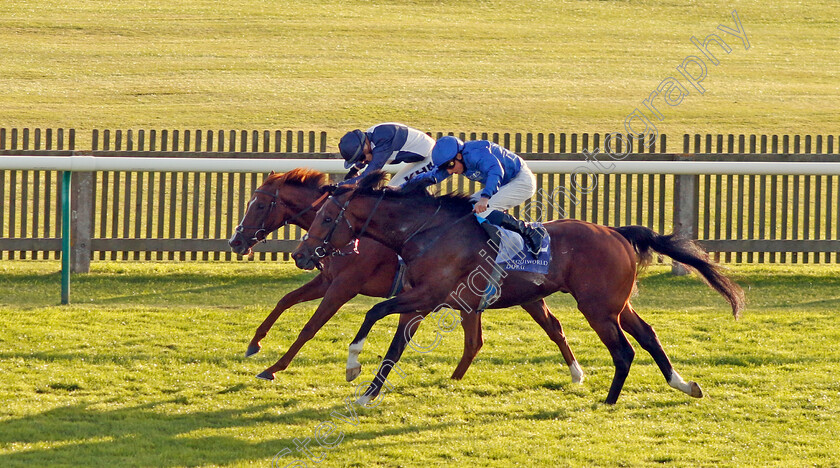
[387, 256, 408, 298]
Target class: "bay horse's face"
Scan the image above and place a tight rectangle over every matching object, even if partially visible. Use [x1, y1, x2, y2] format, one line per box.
[291, 190, 358, 270]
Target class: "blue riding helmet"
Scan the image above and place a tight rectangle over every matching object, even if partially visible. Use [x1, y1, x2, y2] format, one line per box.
[339, 129, 367, 169]
[431, 136, 465, 167]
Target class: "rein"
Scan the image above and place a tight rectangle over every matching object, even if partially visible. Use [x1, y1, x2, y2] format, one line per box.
[283, 191, 329, 228]
[306, 189, 474, 263]
[408, 211, 476, 260]
[355, 191, 387, 240]
[402, 202, 442, 246]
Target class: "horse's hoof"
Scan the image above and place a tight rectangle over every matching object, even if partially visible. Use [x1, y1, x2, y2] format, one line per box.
[256, 370, 275, 381]
[689, 381, 703, 398]
[346, 366, 361, 382]
[355, 394, 372, 406]
[570, 361, 585, 384]
[245, 344, 261, 357]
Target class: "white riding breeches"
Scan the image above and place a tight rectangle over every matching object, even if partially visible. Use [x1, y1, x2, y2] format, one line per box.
[388, 157, 436, 187]
[470, 164, 537, 211]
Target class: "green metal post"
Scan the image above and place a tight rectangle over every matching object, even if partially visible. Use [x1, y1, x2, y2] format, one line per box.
[61, 171, 71, 304]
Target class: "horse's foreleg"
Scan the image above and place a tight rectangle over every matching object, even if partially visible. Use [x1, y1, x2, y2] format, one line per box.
[356, 311, 425, 406]
[345, 298, 396, 382]
[247, 274, 329, 357]
[346, 289, 434, 382]
[450, 310, 483, 380]
[521, 299, 584, 384]
[257, 278, 361, 381]
[619, 304, 703, 398]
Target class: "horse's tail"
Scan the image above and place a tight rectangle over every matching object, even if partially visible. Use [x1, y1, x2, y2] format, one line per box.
[613, 225, 745, 319]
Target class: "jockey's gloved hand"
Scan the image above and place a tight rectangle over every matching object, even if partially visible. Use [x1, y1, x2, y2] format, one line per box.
[343, 166, 361, 181]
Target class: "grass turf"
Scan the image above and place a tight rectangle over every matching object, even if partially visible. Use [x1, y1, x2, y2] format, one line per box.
[1, 0, 838, 147]
[1, 261, 838, 467]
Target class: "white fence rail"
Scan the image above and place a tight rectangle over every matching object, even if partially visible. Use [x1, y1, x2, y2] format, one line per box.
[2, 156, 840, 304]
[3, 155, 840, 175]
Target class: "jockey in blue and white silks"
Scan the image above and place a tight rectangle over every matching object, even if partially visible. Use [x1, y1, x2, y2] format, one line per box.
[338, 123, 436, 186]
[409, 137, 528, 207]
[404, 136, 547, 256]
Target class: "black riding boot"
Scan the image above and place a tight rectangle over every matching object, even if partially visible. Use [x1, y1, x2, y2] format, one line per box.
[485, 211, 547, 256]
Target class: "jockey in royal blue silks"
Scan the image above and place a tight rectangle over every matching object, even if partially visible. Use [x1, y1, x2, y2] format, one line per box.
[338, 123, 436, 186]
[404, 135, 548, 256]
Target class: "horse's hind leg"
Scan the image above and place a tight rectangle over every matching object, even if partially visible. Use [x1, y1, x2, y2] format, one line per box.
[619, 304, 703, 398]
[521, 299, 584, 383]
[578, 299, 635, 404]
[451, 310, 483, 380]
[247, 274, 330, 357]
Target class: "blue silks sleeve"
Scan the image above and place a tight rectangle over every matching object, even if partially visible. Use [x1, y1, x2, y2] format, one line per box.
[474, 149, 505, 199]
[403, 166, 449, 187]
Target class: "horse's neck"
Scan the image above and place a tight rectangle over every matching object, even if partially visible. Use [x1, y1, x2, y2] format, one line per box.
[403, 212, 483, 262]
[284, 186, 327, 231]
[368, 202, 476, 261]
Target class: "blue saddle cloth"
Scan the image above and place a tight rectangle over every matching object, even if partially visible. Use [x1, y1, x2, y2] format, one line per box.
[493, 224, 551, 274]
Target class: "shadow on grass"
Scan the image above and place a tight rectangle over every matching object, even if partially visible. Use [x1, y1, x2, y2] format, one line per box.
[82, 271, 314, 305]
[0, 398, 456, 467]
[91, 283, 249, 304]
[0, 269, 318, 308]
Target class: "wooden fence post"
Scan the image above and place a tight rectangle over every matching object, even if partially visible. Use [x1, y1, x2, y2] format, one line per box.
[70, 171, 93, 273]
[672, 154, 699, 276]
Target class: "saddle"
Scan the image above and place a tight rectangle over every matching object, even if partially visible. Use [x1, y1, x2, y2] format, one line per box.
[490, 225, 551, 274]
[475, 222, 552, 312]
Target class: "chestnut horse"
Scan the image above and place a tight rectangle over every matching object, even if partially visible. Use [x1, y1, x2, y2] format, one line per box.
[228, 168, 583, 383]
[292, 171, 745, 405]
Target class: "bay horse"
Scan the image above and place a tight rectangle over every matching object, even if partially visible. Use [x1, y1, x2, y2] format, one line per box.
[292, 171, 745, 405]
[228, 168, 583, 383]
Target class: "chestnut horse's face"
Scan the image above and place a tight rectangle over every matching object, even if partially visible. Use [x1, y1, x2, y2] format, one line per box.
[229, 181, 288, 256]
[291, 192, 358, 270]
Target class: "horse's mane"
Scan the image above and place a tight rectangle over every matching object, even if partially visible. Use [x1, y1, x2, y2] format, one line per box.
[267, 168, 329, 190]
[334, 170, 474, 215]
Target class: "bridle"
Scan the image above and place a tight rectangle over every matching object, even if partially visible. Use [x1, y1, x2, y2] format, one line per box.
[304, 190, 386, 261]
[234, 188, 329, 245]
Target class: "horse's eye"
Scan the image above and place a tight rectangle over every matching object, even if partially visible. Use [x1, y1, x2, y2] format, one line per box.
[323, 217, 333, 223]
[257, 203, 266, 210]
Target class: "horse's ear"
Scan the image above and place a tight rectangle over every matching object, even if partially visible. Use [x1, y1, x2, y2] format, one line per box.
[269, 170, 275, 176]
